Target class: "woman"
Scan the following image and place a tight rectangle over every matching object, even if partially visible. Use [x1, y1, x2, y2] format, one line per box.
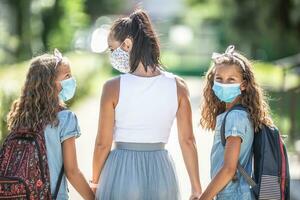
[91, 9, 202, 200]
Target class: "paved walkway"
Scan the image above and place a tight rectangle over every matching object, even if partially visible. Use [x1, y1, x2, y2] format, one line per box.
[68, 77, 300, 200]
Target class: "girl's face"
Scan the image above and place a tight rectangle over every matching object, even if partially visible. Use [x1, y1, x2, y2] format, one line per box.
[55, 61, 72, 93]
[214, 64, 246, 91]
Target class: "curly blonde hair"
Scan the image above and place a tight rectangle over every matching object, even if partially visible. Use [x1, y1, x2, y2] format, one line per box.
[7, 54, 66, 131]
[200, 49, 274, 132]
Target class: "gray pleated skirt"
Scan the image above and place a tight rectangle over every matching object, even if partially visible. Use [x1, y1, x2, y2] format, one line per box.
[95, 142, 180, 200]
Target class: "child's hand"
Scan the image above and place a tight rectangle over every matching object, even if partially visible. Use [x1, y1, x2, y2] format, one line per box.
[89, 180, 98, 194]
[189, 192, 202, 200]
[91, 187, 97, 194]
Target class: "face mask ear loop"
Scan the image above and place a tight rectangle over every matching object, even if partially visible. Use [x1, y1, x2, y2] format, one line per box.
[115, 39, 129, 53]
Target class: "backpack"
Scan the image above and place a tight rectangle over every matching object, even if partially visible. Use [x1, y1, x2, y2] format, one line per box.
[221, 104, 290, 200]
[0, 127, 64, 200]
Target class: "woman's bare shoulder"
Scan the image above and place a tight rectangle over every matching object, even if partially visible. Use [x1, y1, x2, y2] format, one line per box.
[174, 75, 190, 98]
[101, 76, 120, 104]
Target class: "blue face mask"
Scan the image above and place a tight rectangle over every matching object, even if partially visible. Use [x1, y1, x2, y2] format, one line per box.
[212, 81, 241, 103]
[59, 77, 77, 102]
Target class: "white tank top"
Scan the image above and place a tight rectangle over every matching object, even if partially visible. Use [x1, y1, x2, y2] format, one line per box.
[114, 71, 178, 143]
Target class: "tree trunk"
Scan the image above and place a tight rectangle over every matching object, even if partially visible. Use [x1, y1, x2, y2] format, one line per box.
[10, 0, 32, 61]
[41, 0, 61, 51]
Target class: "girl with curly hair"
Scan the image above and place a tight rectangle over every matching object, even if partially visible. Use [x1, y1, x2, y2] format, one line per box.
[7, 49, 94, 200]
[199, 45, 273, 200]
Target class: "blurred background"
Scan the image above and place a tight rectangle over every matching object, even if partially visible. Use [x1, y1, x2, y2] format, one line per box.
[0, 0, 299, 199]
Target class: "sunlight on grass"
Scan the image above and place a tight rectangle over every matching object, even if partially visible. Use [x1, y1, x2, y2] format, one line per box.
[253, 61, 299, 90]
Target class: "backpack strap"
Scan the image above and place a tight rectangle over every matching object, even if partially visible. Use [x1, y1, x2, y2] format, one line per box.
[52, 165, 64, 200]
[220, 104, 257, 188]
[220, 104, 248, 146]
[52, 107, 67, 199]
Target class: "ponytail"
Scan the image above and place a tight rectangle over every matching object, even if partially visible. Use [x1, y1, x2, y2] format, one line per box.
[110, 9, 161, 72]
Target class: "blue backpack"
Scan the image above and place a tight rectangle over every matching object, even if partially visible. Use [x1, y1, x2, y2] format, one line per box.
[221, 104, 290, 200]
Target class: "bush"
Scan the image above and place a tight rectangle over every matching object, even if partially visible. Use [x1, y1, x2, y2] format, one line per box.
[0, 90, 17, 144]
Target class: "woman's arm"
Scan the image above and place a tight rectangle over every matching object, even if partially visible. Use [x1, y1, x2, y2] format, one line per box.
[92, 78, 119, 189]
[176, 77, 202, 199]
[199, 137, 241, 200]
[62, 137, 95, 200]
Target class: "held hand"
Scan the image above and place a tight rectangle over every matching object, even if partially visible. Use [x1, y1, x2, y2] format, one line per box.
[91, 187, 97, 194]
[189, 194, 201, 200]
[189, 191, 202, 200]
[89, 180, 98, 194]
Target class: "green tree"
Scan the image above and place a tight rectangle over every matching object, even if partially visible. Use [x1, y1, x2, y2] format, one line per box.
[42, 0, 89, 51]
[85, 0, 124, 21]
[186, 0, 300, 60]
[221, 0, 300, 60]
[1, 0, 89, 63]
[7, 0, 32, 61]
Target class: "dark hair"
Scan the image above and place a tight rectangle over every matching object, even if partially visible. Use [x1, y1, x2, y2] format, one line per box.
[110, 9, 161, 72]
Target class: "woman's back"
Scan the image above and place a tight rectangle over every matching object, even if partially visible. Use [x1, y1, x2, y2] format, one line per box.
[93, 9, 201, 200]
[114, 71, 178, 143]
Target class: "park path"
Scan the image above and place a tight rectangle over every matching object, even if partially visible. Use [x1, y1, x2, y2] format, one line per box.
[68, 77, 300, 200]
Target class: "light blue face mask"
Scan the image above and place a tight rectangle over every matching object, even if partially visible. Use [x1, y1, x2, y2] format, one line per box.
[212, 81, 241, 103]
[59, 77, 77, 102]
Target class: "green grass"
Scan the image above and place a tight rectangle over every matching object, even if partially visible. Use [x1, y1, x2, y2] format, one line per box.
[268, 89, 300, 145]
[253, 61, 299, 90]
[161, 56, 299, 91]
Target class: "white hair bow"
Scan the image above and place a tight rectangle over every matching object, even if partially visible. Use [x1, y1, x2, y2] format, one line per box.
[211, 45, 246, 71]
[54, 48, 63, 68]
